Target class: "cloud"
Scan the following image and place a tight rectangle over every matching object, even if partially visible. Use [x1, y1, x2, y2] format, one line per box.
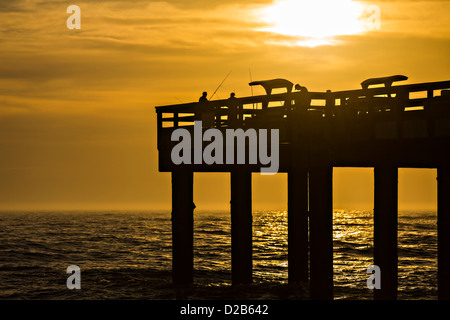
[0, 0, 30, 12]
[377, 0, 450, 38]
[0, 0, 280, 110]
[142, 0, 274, 9]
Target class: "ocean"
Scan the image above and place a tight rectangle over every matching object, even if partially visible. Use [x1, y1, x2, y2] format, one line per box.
[0, 210, 438, 300]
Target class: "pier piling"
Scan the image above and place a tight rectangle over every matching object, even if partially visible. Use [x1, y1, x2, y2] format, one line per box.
[171, 170, 194, 285]
[438, 166, 450, 300]
[309, 165, 334, 300]
[374, 165, 398, 300]
[287, 168, 309, 284]
[230, 170, 253, 284]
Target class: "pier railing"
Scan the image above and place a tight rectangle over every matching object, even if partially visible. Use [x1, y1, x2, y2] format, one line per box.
[156, 80, 450, 146]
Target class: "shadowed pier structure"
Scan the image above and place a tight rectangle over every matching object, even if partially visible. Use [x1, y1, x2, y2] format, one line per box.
[156, 75, 450, 300]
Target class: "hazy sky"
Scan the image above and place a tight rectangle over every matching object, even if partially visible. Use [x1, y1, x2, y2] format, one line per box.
[1, 0, 448, 211]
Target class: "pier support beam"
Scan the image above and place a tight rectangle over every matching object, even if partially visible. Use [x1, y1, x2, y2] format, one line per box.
[309, 166, 333, 300]
[438, 166, 450, 300]
[230, 170, 253, 284]
[373, 166, 398, 300]
[171, 170, 194, 285]
[288, 168, 309, 284]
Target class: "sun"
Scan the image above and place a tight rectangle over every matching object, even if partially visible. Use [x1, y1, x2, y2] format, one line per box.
[257, 0, 373, 47]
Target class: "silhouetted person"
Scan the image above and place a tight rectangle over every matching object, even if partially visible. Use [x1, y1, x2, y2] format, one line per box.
[228, 92, 238, 126]
[294, 84, 308, 93]
[198, 91, 216, 127]
[199, 92, 208, 102]
[292, 84, 310, 117]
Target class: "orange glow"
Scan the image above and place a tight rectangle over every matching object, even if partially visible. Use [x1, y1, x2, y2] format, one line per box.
[0, 0, 448, 211]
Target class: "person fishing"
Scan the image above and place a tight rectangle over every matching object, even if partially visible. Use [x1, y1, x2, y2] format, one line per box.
[196, 72, 232, 127]
[199, 91, 208, 102]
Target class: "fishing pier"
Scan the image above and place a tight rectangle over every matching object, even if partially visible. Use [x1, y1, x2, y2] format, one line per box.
[155, 75, 450, 300]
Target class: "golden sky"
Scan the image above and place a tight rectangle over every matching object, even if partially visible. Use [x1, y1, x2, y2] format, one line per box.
[1, 0, 449, 211]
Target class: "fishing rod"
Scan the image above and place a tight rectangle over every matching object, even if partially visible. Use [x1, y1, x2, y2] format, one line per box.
[209, 71, 232, 101]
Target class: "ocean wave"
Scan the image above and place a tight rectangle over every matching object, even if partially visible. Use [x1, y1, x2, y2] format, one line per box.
[0, 210, 440, 300]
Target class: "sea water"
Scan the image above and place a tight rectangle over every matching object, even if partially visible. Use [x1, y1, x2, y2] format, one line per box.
[0, 210, 437, 300]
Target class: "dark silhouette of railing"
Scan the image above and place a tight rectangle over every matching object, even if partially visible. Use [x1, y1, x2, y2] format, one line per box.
[157, 79, 450, 142]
